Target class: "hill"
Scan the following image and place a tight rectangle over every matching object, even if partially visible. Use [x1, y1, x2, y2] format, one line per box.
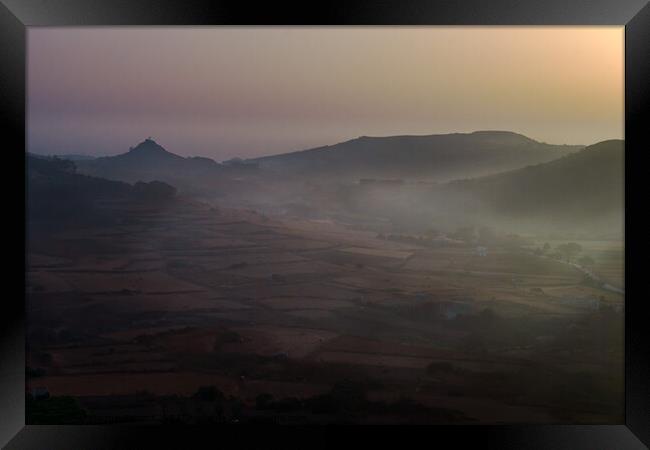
[71, 133, 581, 193]
[75, 138, 223, 186]
[27, 154, 177, 225]
[249, 131, 581, 181]
[440, 139, 624, 232]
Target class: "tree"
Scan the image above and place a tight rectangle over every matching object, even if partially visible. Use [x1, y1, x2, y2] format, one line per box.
[542, 242, 551, 253]
[556, 242, 582, 262]
[578, 255, 595, 267]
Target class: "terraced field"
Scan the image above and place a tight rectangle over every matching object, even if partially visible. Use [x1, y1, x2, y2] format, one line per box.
[27, 199, 624, 424]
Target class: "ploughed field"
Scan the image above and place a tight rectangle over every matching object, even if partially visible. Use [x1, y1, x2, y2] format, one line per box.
[26, 199, 624, 424]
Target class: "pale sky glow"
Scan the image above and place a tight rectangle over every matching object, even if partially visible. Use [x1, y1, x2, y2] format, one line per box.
[28, 27, 623, 160]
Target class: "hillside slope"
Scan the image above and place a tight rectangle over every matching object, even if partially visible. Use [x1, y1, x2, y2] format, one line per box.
[27, 154, 176, 225]
[436, 140, 624, 233]
[250, 131, 582, 181]
[452, 140, 623, 213]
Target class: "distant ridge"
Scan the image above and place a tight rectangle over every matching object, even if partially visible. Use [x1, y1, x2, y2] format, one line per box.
[248, 131, 582, 181]
[70, 131, 585, 190]
[466, 130, 539, 144]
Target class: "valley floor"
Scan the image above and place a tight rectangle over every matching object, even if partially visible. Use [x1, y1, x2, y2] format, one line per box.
[26, 199, 624, 424]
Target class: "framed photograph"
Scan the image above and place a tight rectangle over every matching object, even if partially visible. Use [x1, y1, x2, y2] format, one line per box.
[2, 0, 649, 448]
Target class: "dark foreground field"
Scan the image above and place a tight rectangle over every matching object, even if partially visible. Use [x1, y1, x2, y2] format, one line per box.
[26, 196, 624, 424]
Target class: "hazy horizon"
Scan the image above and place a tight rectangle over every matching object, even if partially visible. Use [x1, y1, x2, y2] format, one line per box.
[28, 27, 623, 160]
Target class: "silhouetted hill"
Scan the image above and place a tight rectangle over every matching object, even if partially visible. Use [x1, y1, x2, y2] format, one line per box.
[75, 138, 223, 185]
[27, 154, 176, 225]
[28, 154, 132, 198]
[72, 133, 581, 192]
[249, 131, 581, 181]
[116, 138, 185, 162]
[440, 140, 624, 231]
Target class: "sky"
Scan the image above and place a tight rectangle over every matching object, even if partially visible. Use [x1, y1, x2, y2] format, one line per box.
[28, 27, 623, 161]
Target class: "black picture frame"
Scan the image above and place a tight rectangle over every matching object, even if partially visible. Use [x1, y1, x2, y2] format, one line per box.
[2, 0, 648, 448]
